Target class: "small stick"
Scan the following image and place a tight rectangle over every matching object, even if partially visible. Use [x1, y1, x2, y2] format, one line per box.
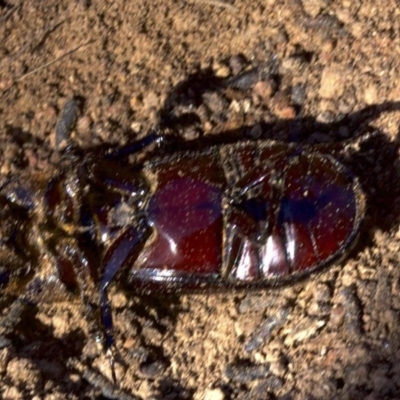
[1, 17, 72, 66]
[15, 40, 93, 82]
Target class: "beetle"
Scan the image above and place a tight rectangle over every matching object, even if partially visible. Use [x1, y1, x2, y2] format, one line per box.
[0, 67, 398, 389]
[0, 112, 365, 379]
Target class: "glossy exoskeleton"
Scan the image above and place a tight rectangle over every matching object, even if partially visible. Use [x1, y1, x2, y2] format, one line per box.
[102, 139, 364, 288]
[0, 129, 365, 354]
[0, 81, 371, 383]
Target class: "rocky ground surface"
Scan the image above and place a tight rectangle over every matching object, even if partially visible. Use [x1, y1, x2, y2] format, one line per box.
[1, 1, 400, 399]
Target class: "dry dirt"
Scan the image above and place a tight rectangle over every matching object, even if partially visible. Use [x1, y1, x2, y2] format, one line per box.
[1, 1, 400, 399]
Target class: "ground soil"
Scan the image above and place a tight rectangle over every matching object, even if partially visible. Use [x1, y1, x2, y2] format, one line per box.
[1, 1, 400, 399]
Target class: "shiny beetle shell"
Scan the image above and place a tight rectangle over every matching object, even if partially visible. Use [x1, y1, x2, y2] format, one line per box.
[99, 139, 365, 291]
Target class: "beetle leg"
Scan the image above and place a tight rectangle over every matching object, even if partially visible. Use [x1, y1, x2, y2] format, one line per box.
[104, 129, 166, 160]
[100, 226, 146, 382]
[86, 132, 166, 197]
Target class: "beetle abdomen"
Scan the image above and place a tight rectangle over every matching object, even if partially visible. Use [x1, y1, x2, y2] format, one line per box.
[129, 141, 365, 288]
[225, 150, 364, 283]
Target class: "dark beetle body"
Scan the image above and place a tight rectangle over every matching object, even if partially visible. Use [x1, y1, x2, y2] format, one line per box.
[0, 99, 366, 385]
[0, 119, 367, 389]
[93, 139, 365, 294]
[0, 139, 365, 299]
[1, 60, 400, 391]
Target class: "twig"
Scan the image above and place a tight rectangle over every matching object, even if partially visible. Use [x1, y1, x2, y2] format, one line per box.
[187, 0, 238, 13]
[15, 40, 94, 82]
[1, 17, 72, 66]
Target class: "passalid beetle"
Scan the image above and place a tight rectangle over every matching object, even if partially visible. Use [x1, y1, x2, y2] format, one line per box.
[0, 66, 398, 389]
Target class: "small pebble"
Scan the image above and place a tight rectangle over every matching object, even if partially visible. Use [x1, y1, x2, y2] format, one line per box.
[229, 99, 241, 113]
[228, 67, 262, 90]
[229, 54, 248, 75]
[202, 92, 228, 114]
[244, 308, 289, 352]
[238, 294, 270, 314]
[281, 56, 306, 74]
[314, 283, 332, 303]
[284, 317, 326, 345]
[111, 292, 128, 308]
[319, 67, 345, 99]
[338, 98, 355, 114]
[213, 62, 231, 78]
[291, 84, 306, 105]
[253, 80, 275, 99]
[130, 121, 142, 133]
[316, 110, 336, 123]
[272, 91, 296, 119]
[3, 387, 23, 400]
[130, 95, 143, 111]
[0, 79, 13, 90]
[143, 92, 159, 110]
[51, 315, 68, 334]
[203, 121, 214, 133]
[203, 388, 225, 400]
[321, 39, 335, 54]
[275, 105, 296, 119]
[141, 325, 163, 344]
[76, 115, 92, 134]
[182, 127, 201, 141]
[139, 360, 168, 379]
[302, 0, 324, 17]
[364, 83, 378, 105]
[38, 104, 57, 120]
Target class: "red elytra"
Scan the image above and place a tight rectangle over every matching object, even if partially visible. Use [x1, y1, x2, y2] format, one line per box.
[125, 140, 365, 289]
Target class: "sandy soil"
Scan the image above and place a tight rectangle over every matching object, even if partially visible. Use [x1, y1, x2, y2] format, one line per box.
[1, 1, 400, 399]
